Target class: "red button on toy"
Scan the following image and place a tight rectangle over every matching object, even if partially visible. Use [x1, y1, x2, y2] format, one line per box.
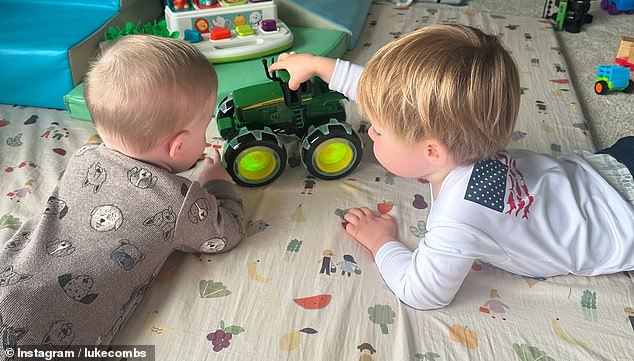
[211, 26, 231, 40]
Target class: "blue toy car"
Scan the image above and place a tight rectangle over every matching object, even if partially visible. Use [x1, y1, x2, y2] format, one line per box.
[600, 0, 634, 14]
[594, 65, 633, 94]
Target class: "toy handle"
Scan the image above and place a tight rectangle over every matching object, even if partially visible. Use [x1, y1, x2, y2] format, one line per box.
[277, 69, 291, 83]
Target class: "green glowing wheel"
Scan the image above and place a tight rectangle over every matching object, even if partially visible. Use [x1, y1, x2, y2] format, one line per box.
[223, 128, 287, 187]
[301, 119, 363, 180]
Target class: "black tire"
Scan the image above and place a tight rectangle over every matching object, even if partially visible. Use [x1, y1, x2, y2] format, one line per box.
[300, 120, 363, 180]
[565, 23, 582, 33]
[585, 13, 593, 24]
[223, 129, 286, 187]
[594, 80, 608, 95]
[623, 79, 634, 94]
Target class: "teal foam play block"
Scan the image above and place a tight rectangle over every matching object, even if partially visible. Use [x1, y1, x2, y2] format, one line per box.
[283, 0, 372, 48]
[1, 1, 119, 109]
[64, 26, 348, 121]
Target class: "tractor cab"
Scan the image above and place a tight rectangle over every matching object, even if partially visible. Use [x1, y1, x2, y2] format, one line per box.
[262, 58, 305, 107]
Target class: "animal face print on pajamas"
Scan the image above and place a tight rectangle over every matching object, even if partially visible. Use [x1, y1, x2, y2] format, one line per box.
[46, 240, 76, 257]
[90, 205, 123, 232]
[127, 167, 157, 189]
[199, 237, 227, 253]
[42, 320, 75, 349]
[111, 240, 145, 271]
[58, 273, 99, 304]
[4, 231, 29, 251]
[44, 197, 68, 219]
[189, 198, 211, 224]
[0, 266, 31, 287]
[143, 207, 176, 241]
[83, 162, 107, 193]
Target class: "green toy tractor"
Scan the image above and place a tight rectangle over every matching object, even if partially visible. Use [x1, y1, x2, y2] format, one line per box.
[215, 59, 363, 187]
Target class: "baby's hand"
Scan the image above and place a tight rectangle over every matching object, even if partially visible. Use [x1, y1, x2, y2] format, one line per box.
[343, 207, 397, 257]
[269, 52, 336, 90]
[197, 149, 233, 185]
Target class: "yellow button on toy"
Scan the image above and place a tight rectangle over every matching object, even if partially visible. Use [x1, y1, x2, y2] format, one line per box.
[235, 24, 255, 37]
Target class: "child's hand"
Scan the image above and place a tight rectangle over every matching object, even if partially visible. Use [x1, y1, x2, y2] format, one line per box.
[343, 207, 397, 258]
[197, 149, 233, 185]
[269, 52, 336, 90]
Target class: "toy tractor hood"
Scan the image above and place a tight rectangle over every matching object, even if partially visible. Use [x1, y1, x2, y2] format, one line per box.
[231, 82, 285, 110]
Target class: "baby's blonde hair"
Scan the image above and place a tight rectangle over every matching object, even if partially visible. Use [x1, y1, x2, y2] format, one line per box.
[85, 35, 217, 154]
[358, 24, 520, 165]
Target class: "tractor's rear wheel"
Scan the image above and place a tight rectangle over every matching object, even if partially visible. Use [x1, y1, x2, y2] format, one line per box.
[594, 80, 608, 95]
[624, 79, 634, 93]
[223, 129, 286, 187]
[301, 120, 363, 180]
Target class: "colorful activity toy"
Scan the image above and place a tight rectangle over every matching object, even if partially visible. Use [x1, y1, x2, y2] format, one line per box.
[165, 0, 294, 63]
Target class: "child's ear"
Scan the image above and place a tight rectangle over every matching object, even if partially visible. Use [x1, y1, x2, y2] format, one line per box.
[424, 140, 449, 166]
[168, 130, 189, 160]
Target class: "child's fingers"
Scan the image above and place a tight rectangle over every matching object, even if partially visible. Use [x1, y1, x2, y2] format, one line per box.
[269, 58, 288, 71]
[344, 222, 363, 240]
[380, 213, 394, 221]
[344, 222, 357, 236]
[345, 208, 368, 220]
[343, 211, 360, 224]
[347, 207, 373, 219]
[288, 80, 300, 91]
[209, 148, 221, 163]
[275, 52, 296, 64]
[277, 52, 290, 61]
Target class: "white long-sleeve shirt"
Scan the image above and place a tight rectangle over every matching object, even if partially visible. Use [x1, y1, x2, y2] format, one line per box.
[330, 59, 634, 310]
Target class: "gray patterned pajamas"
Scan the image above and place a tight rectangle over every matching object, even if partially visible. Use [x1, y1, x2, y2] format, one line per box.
[0, 144, 245, 353]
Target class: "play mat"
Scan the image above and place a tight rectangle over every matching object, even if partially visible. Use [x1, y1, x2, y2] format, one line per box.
[1, 2, 633, 360]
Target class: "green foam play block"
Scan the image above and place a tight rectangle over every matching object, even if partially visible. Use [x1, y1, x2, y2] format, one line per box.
[64, 26, 348, 121]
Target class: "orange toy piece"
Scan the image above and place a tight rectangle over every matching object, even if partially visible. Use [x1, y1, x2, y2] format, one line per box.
[293, 294, 332, 309]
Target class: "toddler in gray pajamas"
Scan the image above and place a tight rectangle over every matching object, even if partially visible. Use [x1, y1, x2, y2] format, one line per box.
[0, 35, 245, 353]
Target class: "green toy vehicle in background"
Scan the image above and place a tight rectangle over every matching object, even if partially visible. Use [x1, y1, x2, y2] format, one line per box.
[215, 59, 363, 187]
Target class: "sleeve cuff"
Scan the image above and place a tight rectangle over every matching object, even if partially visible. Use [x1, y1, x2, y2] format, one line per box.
[329, 58, 363, 101]
[203, 179, 237, 195]
[375, 240, 411, 267]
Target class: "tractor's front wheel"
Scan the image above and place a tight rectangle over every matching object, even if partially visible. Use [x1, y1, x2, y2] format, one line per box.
[223, 128, 287, 187]
[623, 79, 634, 93]
[301, 120, 363, 180]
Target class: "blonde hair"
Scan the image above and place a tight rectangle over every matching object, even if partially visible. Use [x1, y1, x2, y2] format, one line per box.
[358, 24, 520, 165]
[85, 35, 217, 154]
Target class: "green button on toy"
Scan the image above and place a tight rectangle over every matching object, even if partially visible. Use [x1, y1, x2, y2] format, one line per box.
[236, 25, 255, 37]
